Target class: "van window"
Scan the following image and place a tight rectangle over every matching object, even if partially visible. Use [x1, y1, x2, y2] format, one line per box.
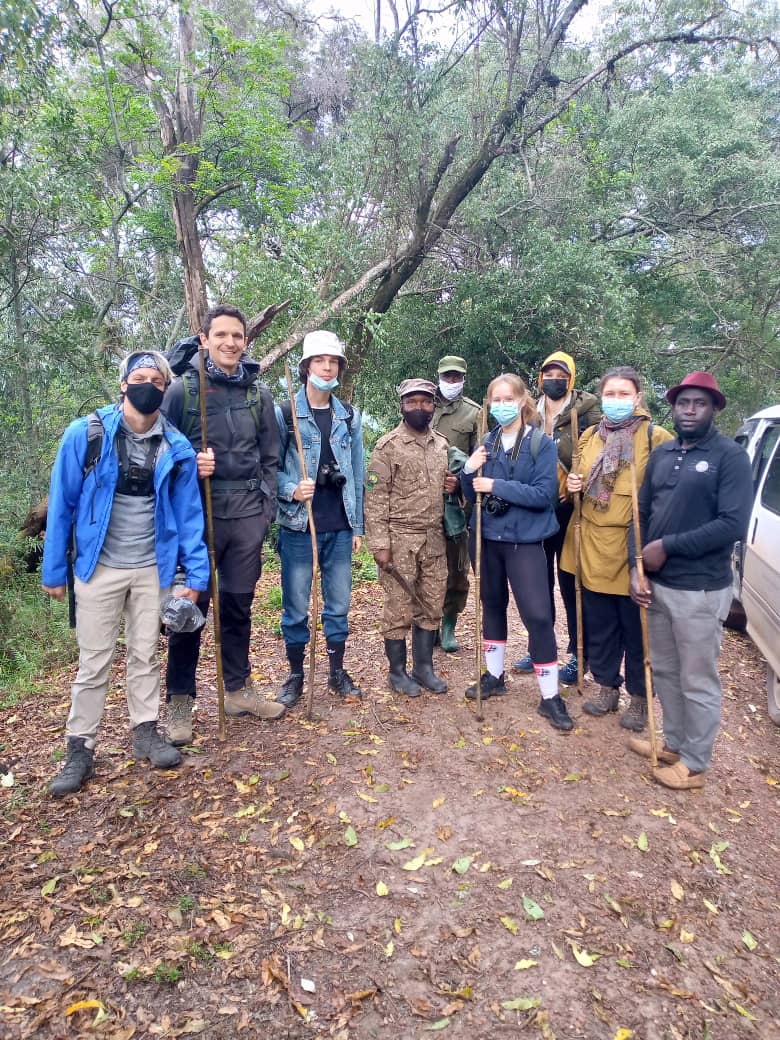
[754, 424, 780, 491]
[761, 443, 780, 516]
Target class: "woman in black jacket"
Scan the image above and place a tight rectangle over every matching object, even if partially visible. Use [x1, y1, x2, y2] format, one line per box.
[461, 374, 573, 731]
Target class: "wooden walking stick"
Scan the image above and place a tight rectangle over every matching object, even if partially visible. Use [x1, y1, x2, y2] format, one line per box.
[198, 344, 226, 741]
[473, 399, 489, 722]
[570, 410, 584, 695]
[284, 359, 320, 720]
[629, 457, 658, 769]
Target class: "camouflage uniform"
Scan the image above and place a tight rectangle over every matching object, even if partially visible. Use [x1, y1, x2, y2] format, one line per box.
[432, 389, 482, 618]
[365, 422, 450, 639]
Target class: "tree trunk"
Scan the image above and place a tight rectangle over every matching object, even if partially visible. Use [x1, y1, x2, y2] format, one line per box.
[10, 250, 40, 501]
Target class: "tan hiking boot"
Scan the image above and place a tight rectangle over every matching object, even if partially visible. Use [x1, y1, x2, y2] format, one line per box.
[225, 681, 285, 720]
[620, 695, 648, 731]
[653, 761, 705, 790]
[627, 735, 680, 765]
[583, 685, 620, 717]
[168, 695, 194, 747]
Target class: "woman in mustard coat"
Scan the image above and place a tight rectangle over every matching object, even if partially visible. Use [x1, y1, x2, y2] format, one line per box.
[561, 366, 672, 731]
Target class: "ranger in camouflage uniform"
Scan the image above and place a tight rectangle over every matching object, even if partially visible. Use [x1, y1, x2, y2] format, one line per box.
[432, 355, 483, 652]
[365, 379, 455, 697]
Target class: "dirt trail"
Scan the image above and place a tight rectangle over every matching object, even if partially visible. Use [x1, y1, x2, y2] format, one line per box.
[1, 572, 779, 1040]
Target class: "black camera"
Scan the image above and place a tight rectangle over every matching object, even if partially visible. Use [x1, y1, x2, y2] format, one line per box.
[317, 462, 347, 489]
[126, 464, 154, 494]
[483, 494, 510, 517]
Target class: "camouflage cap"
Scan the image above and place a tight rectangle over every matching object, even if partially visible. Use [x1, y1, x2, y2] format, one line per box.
[437, 355, 467, 375]
[398, 378, 437, 398]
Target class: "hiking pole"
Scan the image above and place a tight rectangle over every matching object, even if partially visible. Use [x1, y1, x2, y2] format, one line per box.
[284, 359, 320, 720]
[629, 457, 658, 769]
[473, 399, 489, 722]
[570, 410, 584, 695]
[198, 344, 226, 742]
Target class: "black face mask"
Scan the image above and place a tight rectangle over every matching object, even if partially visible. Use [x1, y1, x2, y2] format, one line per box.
[403, 409, 433, 431]
[542, 378, 568, 401]
[125, 382, 165, 415]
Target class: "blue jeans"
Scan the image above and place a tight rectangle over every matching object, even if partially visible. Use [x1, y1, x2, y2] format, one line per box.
[279, 527, 353, 646]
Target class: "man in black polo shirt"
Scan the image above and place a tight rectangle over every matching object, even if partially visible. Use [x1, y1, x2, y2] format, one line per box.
[628, 371, 752, 790]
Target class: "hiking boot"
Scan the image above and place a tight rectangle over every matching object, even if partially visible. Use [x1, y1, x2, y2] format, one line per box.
[226, 681, 286, 719]
[440, 614, 459, 653]
[538, 694, 574, 731]
[385, 639, 422, 698]
[559, 656, 580, 686]
[512, 654, 534, 674]
[620, 695, 648, 732]
[465, 672, 506, 700]
[168, 695, 194, 747]
[132, 722, 182, 769]
[276, 673, 304, 708]
[411, 626, 448, 693]
[627, 735, 680, 765]
[329, 669, 362, 699]
[653, 761, 705, 791]
[49, 737, 95, 797]
[583, 685, 620, 716]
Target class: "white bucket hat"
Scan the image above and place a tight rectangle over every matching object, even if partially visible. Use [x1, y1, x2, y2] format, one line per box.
[300, 330, 346, 361]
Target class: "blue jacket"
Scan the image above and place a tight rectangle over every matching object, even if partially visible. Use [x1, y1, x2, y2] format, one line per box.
[461, 426, 559, 543]
[275, 387, 364, 535]
[42, 403, 209, 591]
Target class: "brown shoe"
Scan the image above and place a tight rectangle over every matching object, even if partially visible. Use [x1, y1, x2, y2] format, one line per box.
[653, 761, 705, 790]
[620, 695, 648, 732]
[168, 695, 194, 746]
[225, 682, 285, 720]
[627, 735, 680, 765]
[583, 685, 620, 716]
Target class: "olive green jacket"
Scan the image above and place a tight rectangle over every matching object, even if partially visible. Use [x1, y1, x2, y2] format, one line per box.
[432, 393, 483, 457]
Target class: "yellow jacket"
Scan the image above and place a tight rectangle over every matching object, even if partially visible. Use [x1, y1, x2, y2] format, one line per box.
[560, 417, 673, 595]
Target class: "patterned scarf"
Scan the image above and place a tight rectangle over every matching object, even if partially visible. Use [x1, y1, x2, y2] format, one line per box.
[205, 355, 245, 382]
[584, 413, 646, 510]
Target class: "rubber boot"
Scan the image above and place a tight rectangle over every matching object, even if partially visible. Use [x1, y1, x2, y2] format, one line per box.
[49, 737, 95, 797]
[132, 722, 182, 768]
[384, 639, 422, 698]
[411, 626, 448, 694]
[439, 614, 459, 653]
[168, 695, 194, 746]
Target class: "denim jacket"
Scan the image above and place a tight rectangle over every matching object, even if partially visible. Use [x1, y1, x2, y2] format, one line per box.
[275, 387, 365, 535]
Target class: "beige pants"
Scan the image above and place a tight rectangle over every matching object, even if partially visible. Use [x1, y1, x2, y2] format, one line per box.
[68, 564, 167, 747]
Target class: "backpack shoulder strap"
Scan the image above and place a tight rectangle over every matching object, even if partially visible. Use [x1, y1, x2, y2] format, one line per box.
[83, 412, 104, 479]
[529, 426, 544, 462]
[246, 380, 262, 435]
[178, 369, 200, 440]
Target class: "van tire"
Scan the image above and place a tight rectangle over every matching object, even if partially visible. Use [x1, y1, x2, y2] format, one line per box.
[767, 666, 780, 727]
[724, 597, 747, 632]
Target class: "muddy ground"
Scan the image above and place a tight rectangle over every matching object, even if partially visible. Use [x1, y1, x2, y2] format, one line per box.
[1, 564, 779, 1040]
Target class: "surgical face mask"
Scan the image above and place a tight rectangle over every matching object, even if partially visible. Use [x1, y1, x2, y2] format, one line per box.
[541, 378, 568, 401]
[403, 408, 433, 431]
[490, 402, 520, 427]
[125, 382, 165, 415]
[601, 398, 636, 423]
[309, 373, 339, 392]
[439, 378, 464, 401]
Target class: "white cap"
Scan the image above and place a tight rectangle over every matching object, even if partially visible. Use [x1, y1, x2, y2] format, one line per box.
[301, 330, 346, 362]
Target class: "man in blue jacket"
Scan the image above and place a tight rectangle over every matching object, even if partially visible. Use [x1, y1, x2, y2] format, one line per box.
[43, 351, 209, 796]
[275, 331, 365, 706]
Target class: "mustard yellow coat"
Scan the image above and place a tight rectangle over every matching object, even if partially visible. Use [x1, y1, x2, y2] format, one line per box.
[560, 419, 673, 595]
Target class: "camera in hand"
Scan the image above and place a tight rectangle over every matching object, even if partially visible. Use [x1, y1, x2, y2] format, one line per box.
[317, 461, 347, 489]
[483, 494, 510, 517]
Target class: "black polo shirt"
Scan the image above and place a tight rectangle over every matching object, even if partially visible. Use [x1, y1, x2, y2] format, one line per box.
[632, 427, 752, 591]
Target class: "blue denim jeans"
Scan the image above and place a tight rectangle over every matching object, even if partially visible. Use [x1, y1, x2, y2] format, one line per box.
[279, 527, 353, 646]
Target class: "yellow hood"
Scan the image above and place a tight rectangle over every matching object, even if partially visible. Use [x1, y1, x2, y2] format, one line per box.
[539, 350, 576, 394]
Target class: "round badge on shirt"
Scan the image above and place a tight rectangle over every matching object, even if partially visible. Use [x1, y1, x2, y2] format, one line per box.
[695, 460, 709, 473]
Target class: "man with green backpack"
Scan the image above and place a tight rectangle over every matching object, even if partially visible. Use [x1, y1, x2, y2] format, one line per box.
[162, 304, 284, 743]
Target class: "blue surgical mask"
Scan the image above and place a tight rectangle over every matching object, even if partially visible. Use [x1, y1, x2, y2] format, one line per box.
[310, 373, 339, 392]
[601, 398, 636, 423]
[490, 402, 520, 426]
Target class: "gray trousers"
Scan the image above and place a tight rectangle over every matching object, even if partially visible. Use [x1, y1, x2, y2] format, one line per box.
[646, 582, 732, 773]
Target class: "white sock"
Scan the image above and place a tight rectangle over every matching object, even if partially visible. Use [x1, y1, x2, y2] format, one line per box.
[534, 660, 559, 699]
[483, 640, 506, 678]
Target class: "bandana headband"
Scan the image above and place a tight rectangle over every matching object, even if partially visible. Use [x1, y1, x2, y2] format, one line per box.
[126, 353, 162, 375]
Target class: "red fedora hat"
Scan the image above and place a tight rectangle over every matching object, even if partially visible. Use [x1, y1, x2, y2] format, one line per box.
[666, 371, 726, 410]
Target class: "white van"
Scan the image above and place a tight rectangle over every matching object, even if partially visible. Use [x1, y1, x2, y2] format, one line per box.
[730, 406, 780, 725]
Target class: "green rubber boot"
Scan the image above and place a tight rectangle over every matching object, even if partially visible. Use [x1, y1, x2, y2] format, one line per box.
[440, 614, 459, 653]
